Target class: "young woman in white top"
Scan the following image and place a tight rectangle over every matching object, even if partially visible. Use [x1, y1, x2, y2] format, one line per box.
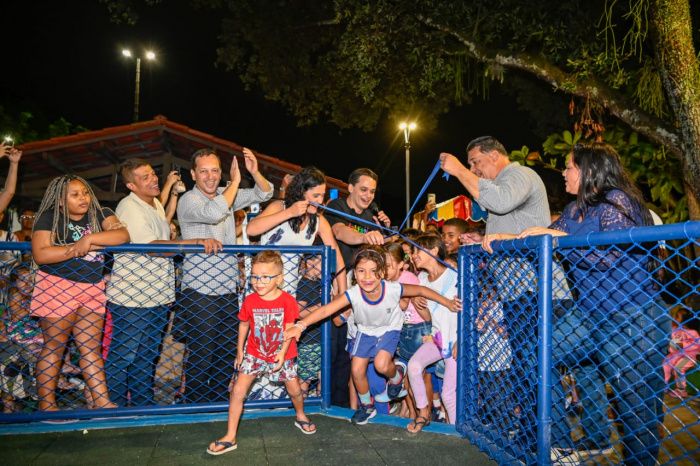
[246, 166, 346, 295]
[407, 234, 460, 432]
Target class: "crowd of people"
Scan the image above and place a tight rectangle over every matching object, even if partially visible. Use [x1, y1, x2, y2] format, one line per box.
[0, 137, 696, 464]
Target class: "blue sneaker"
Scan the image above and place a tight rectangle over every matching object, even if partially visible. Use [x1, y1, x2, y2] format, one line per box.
[351, 404, 377, 425]
[386, 362, 407, 400]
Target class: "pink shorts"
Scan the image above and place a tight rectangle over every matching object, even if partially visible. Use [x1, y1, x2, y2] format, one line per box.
[31, 271, 106, 318]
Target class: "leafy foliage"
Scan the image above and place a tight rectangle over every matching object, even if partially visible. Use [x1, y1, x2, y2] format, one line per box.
[0, 107, 88, 145]
[103, 0, 699, 218]
[540, 128, 686, 223]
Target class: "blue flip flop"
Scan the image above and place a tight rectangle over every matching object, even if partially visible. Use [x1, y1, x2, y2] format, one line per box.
[206, 440, 238, 455]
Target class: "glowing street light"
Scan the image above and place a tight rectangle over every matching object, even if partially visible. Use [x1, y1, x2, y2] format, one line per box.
[121, 48, 156, 122]
[399, 121, 417, 216]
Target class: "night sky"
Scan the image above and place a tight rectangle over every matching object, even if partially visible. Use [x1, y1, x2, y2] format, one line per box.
[3, 1, 557, 219]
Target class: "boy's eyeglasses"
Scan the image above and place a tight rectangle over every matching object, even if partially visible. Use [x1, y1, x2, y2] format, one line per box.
[249, 274, 280, 284]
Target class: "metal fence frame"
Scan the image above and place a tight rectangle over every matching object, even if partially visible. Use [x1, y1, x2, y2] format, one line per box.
[456, 221, 700, 465]
[0, 243, 334, 426]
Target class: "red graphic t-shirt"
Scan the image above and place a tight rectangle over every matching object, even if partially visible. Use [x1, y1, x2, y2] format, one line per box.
[239, 291, 299, 363]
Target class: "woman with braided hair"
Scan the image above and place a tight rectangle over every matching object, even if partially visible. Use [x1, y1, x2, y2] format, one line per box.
[30, 175, 129, 411]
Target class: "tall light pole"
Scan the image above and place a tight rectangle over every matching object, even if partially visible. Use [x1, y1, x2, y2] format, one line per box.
[399, 121, 416, 217]
[122, 49, 156, 122]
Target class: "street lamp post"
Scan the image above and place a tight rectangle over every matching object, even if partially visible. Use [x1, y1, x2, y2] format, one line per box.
[399, 121, 416, 217]
[122, 49, 156, 122]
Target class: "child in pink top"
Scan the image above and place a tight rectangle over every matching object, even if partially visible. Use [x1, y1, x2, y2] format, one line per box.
[384, 243, 431, 418]
[664, 309, 700, 399]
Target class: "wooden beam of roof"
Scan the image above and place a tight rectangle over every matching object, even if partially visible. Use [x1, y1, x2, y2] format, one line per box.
[42, 152, 70, 174]
[96, 145, 121, 165]
[22, 164, 120, 190]
[21, 122, 166, 154]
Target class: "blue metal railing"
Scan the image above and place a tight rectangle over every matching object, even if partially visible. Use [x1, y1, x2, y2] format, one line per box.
[456, 221, 700, 466]
[0, 243, 334, 425]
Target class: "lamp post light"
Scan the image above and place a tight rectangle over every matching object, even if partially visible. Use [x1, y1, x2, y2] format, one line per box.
[399, 121, 416, 217]
[122, 48, 156, 122]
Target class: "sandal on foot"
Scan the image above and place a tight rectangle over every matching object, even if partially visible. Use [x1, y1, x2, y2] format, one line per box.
[206, 440, 238, 455]
[407, 415, 430, 434]
[294, 419, 317, 435]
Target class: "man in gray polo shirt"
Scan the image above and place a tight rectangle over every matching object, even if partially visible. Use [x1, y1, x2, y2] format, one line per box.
[176, 147, 273, 403]
[440, 135, 550, 236]
[441, 137, 581, 457]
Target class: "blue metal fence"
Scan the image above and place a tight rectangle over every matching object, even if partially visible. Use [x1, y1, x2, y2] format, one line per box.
[0, 243, 334, 424]
[457, 222, 700, 465]
[1, 223, 698, 466]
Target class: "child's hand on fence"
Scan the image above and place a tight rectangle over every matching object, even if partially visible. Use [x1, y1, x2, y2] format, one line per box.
[448, 296, 462, 312]
[272, 351, 285, 372]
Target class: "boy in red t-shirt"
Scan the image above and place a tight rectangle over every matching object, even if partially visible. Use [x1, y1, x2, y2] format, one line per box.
[207, 251, 316, 455]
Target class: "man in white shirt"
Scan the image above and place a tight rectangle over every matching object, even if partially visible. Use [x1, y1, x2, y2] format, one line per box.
[105, 158, 220, 407]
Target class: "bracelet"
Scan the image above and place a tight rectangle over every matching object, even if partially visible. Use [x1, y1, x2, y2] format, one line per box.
[339, 314, 347, 324]
[294, 321, 307, 331]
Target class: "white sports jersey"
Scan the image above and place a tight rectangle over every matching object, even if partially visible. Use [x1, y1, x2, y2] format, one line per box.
[345, 280, 404, 336]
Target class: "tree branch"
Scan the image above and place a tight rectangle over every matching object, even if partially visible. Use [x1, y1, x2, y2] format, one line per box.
[418, 14, 683, 158]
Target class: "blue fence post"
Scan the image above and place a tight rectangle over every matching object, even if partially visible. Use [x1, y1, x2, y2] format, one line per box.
[456, 247, 466, 431]
[536, 234, 553, 466]
[320, 245, 333, 410]
[459, 246, 481, 434]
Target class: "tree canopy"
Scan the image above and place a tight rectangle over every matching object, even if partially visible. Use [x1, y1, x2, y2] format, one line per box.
[105, 0, 700, 219]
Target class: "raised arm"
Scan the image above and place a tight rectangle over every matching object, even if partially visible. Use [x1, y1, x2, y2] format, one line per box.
[439, 152, 481, 199]
[402, 284, 461, 312]
[159, 171, 180, 207]
[164, 188, 179, 223]
[0, 147, 21, 214]
[283, 293, 350, 341]
[242, 148, 272, 194]
[317, 215, 347, 295]
[246, 200, 308, 236]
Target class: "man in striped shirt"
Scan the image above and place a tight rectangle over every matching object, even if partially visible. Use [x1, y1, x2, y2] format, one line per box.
[177, 148, 273, 403]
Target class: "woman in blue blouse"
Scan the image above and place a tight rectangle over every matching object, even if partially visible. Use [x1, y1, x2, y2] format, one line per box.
[513, 142, 668, 465]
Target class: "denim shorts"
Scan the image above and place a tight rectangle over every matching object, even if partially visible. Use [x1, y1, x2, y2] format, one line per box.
[350, 330, 401, 359]
[397, 321, 432, 362]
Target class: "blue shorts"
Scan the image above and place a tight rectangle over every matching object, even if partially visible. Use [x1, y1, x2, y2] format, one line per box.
[397, 321, 432, 363]
[350, 330, 401, 359]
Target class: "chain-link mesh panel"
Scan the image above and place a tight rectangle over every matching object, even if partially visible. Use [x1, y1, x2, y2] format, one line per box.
[458, 223, 699, 466]
[550, 230, 699, 466]
[0, 243, 330, 421]
[460, 240, 543, 465]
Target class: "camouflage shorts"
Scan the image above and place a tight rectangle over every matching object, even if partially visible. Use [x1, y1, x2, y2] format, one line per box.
[238, 353, 298, 382]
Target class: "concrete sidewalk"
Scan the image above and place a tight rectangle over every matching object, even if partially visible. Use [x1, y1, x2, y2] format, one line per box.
[1, 413, 495, 465]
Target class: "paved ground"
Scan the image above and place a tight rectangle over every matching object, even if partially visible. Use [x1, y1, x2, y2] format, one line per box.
[0, 413, 495, 466]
